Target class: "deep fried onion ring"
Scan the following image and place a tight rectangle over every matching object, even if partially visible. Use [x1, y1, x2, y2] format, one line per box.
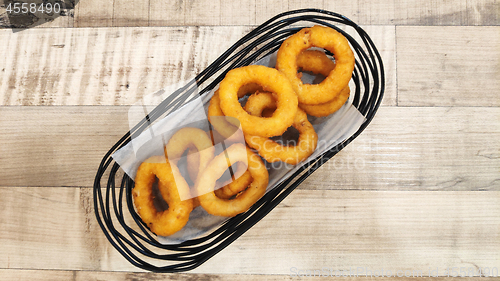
[132, 156, 194, 236]
[214, 165, 253, 200]
[276, 25, 355, 105]
[297, 49, 336, 77]
[296, 50, 350, 117]
[244, 92, 318, 164]
[208, 91, 242, 142]
[299, 86, 350, 117]
[164, 127, 215, 185]
[218, 65, 298, 138]
[196, 143, 268, 217]
[187, 148, 252, 200]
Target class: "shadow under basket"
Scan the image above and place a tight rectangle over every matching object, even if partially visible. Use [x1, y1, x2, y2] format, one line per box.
[93, 9, 385, 273]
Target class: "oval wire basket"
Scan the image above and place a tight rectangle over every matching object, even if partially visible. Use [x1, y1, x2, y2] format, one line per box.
[93, 8, 385, 272]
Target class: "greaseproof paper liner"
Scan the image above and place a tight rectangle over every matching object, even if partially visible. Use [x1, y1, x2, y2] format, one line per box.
[112, 52, 366, 244]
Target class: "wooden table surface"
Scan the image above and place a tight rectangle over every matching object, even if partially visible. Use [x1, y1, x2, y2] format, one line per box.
[0, 0, 499, 280]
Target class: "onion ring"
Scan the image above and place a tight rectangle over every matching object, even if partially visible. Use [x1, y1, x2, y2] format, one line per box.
[297, 49, 336, 77]
[296, 50, 351, 117]
[164, 127, 215, 185]
[207, 91, 242, 142]
[196, 143, 269, 217]
[218, 65, 298, 138]
[187, 145, 252, 200]
[132, 156, 194, 236]
[276, 25, 355, 105]
[244, 92, 318, 164]
[214, 166, 253, 200]
[299, 86, 350, 117]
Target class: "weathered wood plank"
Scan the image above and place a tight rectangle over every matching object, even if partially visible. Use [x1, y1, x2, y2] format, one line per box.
[0, 187, 498, 274]
[288, 0, 323, 14]
[1, 269, 500, 280]
[254, 0, 288, 25]
[0, 106, 498, 190]
[302, 106, 500, 191]
[397, 26, 500, 107]
[466, 0, 499, 26]
[220, 0, 256, 25]
[74, 0, 113, 27]
[394, 0, 468, 25]
[113, 0, 149, 27]
[323, 1, 359, 24]
[149, 0, 184, 26]
[0, 25, 396, 106]
[5, 0, 496, 28]
[183, 0, 221, 26]
[358, 0, 395, 25]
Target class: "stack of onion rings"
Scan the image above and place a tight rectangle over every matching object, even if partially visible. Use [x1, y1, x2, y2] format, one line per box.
[196, 143, 268, 217]
[244, 92, 318, 164]
[218, 65, 298, 138]
[276, 25, 355, 105]
[296, 50, 351, 117]
[132, 25, 355, 236]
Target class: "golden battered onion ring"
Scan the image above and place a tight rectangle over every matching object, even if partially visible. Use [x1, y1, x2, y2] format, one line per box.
[276, 25, 355, 105]
[297, 49, 336, 77]
[237, 83, 263, 97]
[196, 143, 269, 217]
[299, 86, 350, 117]
[132, 156, 194, 236]
[164, 127, 215, 185]
[244, 92, 318, 165]
[295, 50, 351, 117]
[214, 165, 253, 200]
[187, 147, 252, 200]
[208, 91, 242, 142]
[218, 65, 298, 138]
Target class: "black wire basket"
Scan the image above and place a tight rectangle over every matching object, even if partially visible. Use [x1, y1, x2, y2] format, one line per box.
[93, 9, 384, 272]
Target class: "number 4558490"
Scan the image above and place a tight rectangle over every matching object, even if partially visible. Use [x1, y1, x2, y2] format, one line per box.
[6, 2, 61, 14]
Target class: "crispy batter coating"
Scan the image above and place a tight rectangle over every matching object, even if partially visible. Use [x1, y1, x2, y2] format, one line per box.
[276, 25, 355, 105]
[187, 149, 252, 200]
[296, 50, 350, 117]
[218, 65, 298, 138]
[207, 91, 243, 142]
[299, 86, 350, 117]
[164, 127, 215, 185]
[196, 143, 269, 217]
[244, 92, 317, 164]
[132, 157, 194, 236]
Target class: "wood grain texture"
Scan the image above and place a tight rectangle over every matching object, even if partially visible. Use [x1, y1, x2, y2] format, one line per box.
[0, 187, 498, 274]
[0, 26, 253, 106]
[394, 0, 468, 25]
[0, 106, 498, 189]
[397, 26, 500, 107]
[68, 0, 499, 28]
[149, 0, 184, 26]
[113, 0, 149, 27]
[1, 0, 499, 28]
[466, 0, 500, 26]
[74, 0, 113, 27]
[184, 0, 221, 26]
[220, 0, 256, 25]
[1, 269, 500, 280]
[0, 25, 396, 106]
[1, 1, 499, 278]
[254, 0, 288, 25]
